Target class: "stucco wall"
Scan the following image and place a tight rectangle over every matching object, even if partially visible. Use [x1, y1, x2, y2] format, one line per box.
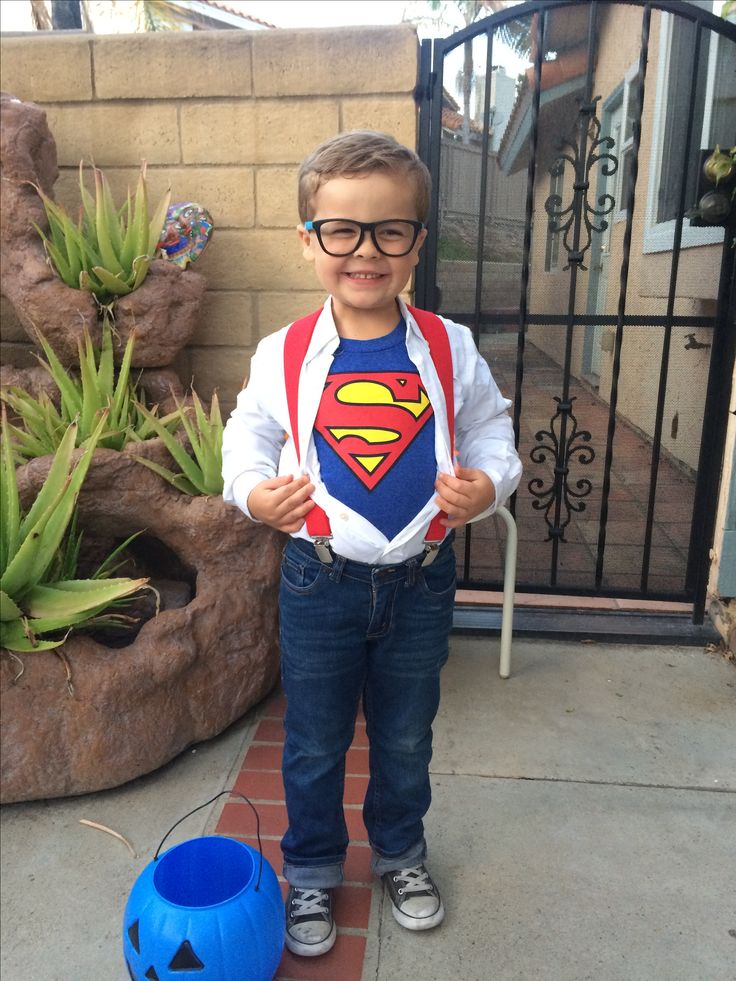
[0, 26, 419, 411]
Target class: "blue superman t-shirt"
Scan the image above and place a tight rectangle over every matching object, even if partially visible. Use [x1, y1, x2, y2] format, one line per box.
[313, 320, 437, 541]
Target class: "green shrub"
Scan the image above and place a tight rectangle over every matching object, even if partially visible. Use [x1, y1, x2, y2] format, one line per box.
[0, 409, 148, 653]
[1, 316, 180, 461]
[30, 161, 171, 306]
[133, 390, 224, 496]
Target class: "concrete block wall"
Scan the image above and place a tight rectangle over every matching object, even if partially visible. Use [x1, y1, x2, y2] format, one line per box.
[0, 27, 419, 411]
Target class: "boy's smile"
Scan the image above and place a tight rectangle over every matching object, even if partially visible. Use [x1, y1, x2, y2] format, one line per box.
[298, 172, 427, 339]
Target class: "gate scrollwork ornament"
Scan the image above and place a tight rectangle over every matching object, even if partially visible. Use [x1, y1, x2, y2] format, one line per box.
[529, 396, 595, 542]
[544, 96, 619, 271]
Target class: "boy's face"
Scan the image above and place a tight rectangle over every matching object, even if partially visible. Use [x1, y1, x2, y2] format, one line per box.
[298, 171, 427, 332]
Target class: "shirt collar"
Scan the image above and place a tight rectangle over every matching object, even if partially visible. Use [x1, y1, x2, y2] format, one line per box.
[303, 296, 427, 363]
[396, 296, 426, 343]
[302, 296, 340, 364]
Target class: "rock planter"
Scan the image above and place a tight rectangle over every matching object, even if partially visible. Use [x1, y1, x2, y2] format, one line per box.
[0, 449, 284, 804]
[0, 92, 207, 367]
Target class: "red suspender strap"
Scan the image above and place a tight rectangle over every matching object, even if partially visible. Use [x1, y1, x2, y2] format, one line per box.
[283, 306, 455, 553]
[283, 310, 332, 540]
[407, 306, 455, 457]
[407, 306, 455, 544]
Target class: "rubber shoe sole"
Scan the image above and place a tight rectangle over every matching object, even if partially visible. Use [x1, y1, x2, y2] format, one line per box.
[389, 896, 445, 931]
[285, 919, 337, 957]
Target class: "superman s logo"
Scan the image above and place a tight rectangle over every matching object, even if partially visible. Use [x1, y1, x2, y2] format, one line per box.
[314, 371, 433, 489]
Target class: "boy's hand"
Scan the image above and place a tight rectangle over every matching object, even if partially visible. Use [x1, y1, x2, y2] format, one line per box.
[434, 467, 496, 528]
[247, 475, 316, 533]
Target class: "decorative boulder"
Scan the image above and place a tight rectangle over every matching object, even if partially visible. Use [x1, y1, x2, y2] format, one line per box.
[0, 449, 284, 803]
[108, 258, 207, 368]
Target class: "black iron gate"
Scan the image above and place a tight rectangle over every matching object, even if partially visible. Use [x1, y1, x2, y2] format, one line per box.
[416, 0, 736, 623]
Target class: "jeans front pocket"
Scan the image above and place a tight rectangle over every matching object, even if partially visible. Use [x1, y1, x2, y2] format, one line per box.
[280, 547, 326, 595]
[417, 545, 457, 600]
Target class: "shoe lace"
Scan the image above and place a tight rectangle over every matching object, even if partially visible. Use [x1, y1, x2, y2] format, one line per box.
[392, 866, 433, 895]
[291, 887, 330, 919]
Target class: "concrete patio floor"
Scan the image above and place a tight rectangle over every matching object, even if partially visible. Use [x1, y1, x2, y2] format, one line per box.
[1, 635, 734, 981]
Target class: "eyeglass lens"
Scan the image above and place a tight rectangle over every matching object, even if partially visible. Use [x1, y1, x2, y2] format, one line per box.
[316, 220, 419, 256]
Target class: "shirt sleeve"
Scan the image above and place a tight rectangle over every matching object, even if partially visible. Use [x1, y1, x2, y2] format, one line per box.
[449, 321, 523, 516]
[221, 335, 288, 521]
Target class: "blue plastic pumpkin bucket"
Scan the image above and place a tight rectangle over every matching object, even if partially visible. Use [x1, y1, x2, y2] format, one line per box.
[123, 793, 284, 981]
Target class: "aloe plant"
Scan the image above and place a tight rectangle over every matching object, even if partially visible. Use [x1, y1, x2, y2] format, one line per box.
[0, 408, 148, 653]
[30, 160, 171, 305]
[1, 315, 180, 460]
[133, 390, 224, 496]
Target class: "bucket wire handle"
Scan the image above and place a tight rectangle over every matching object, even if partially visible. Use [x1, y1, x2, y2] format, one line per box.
[153, 791, 264, 891]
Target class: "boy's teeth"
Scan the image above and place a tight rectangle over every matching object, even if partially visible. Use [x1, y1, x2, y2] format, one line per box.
[349, 272, 381, 279]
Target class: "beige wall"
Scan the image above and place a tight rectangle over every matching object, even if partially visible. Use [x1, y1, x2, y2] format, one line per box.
[0, 26, 419, 411]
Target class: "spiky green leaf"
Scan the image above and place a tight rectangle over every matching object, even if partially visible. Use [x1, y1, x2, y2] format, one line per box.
[25, 577, 148, 619]
[91, 266, 133, 296]
[0, 589, 23, 622]
[0, 618, 69, 651]
[93, 167, 124, 275]
[18, 421, 78, 540]
[0, 407, 21, 573]
[35, 333, 83, 421]
[134, 455, 199, 495]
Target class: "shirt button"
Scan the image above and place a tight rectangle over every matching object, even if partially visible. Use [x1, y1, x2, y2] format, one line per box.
[339, 512, 349, 521]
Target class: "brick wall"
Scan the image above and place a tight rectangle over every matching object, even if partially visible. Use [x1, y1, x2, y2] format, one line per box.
[0, 27, 419, 410]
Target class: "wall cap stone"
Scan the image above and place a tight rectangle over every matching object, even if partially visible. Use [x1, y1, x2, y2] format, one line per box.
[252, 24, 418, 97]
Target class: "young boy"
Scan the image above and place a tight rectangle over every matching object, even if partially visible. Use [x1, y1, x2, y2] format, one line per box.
[222, 131, 521, 957]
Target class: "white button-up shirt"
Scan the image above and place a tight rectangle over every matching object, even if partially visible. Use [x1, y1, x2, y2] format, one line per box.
[222, 297, 522, 565]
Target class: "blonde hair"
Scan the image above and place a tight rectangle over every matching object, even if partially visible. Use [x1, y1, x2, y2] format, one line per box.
[297, 131, 431, 223]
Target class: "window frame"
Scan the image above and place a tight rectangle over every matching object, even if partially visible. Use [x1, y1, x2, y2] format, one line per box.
[544, 160, 564, 273]
[642, 8, 726, 255]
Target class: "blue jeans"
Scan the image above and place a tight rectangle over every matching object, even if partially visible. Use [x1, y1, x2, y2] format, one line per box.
[278, 535, 456, 889]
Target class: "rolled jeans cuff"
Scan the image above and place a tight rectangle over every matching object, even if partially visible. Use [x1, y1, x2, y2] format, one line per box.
[283, 860, 344, 889]
[370, 837, 427, 877]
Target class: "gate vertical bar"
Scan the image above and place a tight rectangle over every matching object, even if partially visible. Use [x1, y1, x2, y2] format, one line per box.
[415, 38, 434, 310]
[688, 231, 736, 622]
[640, 16, 703, 593]
[595, 3, 652, 588]
[462, 26, 498, 581]
[512, 6, 546, 486]
[472, 26, 496, 348]
[547, 2, 599, 585]
[425, 38, 445, 314]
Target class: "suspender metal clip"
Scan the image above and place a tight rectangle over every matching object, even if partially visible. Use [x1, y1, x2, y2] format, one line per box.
[312, 537, 334, 565]
[421, 542, 441, 567]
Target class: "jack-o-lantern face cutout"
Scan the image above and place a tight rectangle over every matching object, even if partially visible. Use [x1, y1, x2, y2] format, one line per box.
[127, 923, 205, 977]
[168, 940, 205, 970]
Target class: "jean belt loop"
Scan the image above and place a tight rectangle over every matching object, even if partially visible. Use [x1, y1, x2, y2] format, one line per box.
[406, 558, 417, 588]
[328, 553, 345, 583]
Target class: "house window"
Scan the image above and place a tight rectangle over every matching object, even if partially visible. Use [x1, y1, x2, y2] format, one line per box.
[617, 65, 640, 219]
[544, 161, 564, 272]
[603, 64, 640, 223]
[644, 4, 736, 252]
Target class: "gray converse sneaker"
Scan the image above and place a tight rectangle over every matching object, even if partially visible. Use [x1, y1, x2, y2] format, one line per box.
[382, 864, 445, 930]
[285, 886, 336, 957]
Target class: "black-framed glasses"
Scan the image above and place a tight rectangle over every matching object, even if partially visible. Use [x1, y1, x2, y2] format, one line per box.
[304, 219, 425, 257]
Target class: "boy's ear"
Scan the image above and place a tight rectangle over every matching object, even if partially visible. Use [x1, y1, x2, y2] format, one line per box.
[297, 224, 315, 263]
[409, 226, 428, 268]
